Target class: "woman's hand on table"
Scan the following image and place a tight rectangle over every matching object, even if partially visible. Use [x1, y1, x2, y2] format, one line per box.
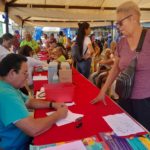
[91, 91, 107, 105]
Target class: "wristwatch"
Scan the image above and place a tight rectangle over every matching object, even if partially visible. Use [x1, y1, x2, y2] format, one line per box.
[49, 101, 54, 108]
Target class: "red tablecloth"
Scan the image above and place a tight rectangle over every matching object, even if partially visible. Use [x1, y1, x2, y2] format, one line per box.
[33, 69, 126, 145]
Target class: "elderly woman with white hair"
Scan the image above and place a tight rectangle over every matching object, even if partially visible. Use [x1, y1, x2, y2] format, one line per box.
[92, 1, 150, 131]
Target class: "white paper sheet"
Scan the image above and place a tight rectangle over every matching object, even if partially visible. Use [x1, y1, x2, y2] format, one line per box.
[65, 102, 75, 107]
[33, 75, 48, 81]
[46, 110, 83, 126]
[41, 140, 86, 150]
[103, 113, 145, 136]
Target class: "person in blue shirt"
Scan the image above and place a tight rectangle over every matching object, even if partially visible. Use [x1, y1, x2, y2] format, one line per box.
[0, 54, 68, 150]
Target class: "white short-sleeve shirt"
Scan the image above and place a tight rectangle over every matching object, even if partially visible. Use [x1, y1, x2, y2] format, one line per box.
[83, 36, 91, 55]
[0, 45, 10, 62]
[27, 57, 44, 85]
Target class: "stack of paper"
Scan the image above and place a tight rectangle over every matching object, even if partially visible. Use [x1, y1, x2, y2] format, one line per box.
[103, 113, 145, 136]
[47, 110, 83, 126]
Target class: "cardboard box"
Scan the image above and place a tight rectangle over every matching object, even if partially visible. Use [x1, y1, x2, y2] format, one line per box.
[59, 69, 72, 83]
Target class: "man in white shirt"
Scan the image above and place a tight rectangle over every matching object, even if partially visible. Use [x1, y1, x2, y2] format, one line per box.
[0, 33, 13, 62]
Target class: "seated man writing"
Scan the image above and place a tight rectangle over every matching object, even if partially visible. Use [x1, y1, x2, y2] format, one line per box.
[0, 54, 68, 150]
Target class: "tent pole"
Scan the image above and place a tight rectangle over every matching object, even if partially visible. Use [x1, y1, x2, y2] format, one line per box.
[111, 21, 114, 40]
[21, 20, 24, 40]
[5, 4, 9, 33]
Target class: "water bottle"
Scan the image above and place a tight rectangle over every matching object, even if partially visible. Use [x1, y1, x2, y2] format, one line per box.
[48, 62, 58, 83]
[52, 73, 59, 83]
[48, 66, 53, 83]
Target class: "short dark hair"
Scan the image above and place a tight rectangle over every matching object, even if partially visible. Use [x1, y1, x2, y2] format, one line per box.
[0, 54, 27, 77]
[90, 33, 95, 39]
[19, 45, 32, 57]
[59, 31, 64, 36]
[2, 33, 13, 41]
[50, 33, 54, 36]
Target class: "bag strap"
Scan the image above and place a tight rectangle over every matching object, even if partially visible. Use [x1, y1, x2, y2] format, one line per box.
[83, 47, 88, 55]
[75, 42, 88, 56]
[136, 28, 147, 53]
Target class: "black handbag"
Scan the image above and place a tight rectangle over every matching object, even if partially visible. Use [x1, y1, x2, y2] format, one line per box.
[115, 29, 147, 100]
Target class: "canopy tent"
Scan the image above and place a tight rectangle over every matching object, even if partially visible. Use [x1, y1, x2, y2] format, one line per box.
[1, 0, 150, 28]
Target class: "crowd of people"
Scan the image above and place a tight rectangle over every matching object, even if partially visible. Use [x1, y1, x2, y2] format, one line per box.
[0, 1, 150, 149]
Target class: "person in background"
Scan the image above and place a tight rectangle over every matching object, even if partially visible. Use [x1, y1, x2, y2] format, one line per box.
[92, 45, 102, 72]
[42, 33, 49, 47]
[63, 34, 67, 46]
[90, 34, 96, 49]
[99, 48, 114, 67]
[57, 43, 68, 59]
[47, 42, 58, 61]
[110, 41, 117, 55]
[44, 41, 51, 54]
[14, 30, 20, 40]
[100, 39, 108, 57]
[64, 37, 72, 62]
[0, 33, 13, 62]
[90, 34, 101, 73]
[107, 31, 112, 48]
[58, 31, 64, 45]
[0, 54, 68, 150]
[20, 32, 40, 54]
[65, 37, 72, 51]
[90, 48, 113, 87]
[92, 1, 150, 131]
[49, 33, 56, 44]
[52, 46, 66, 63]
[94, 35, 103, 55]
[13, 30, 20, 53]
[19, 45, 48, 88]
[50, 42, 58, 51]
[37, 38, 43, 49]
[76, 22, 94, 78]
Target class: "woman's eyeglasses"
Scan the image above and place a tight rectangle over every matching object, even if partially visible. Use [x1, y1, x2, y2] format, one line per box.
[116, 15, 132, 27]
